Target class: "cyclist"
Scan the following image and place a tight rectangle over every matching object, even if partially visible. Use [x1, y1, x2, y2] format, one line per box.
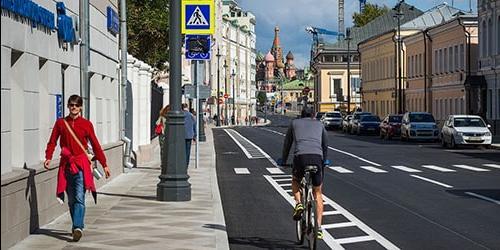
[279, 106, 328, 239]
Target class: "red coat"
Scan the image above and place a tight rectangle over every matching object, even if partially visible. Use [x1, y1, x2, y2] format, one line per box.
[45, 116, 108, 203]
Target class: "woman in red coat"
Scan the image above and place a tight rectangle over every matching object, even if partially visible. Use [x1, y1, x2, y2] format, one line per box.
[43, 95, 111, 242]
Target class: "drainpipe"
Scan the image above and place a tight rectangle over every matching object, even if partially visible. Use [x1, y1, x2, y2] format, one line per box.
[423, 30, 433, 113]
[392, 32, 398, 114]
[459, 18, 472, 115]
[120, 0, 133, 169]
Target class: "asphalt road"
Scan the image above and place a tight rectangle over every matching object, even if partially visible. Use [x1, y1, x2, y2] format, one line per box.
[215, 114, 500, 250]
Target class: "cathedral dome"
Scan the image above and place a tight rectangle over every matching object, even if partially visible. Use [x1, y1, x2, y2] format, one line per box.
[264, 51, 275, 62]
[286, 51, 294, 60]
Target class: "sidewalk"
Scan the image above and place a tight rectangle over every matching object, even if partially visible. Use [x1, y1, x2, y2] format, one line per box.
[10, 127, 229, 250]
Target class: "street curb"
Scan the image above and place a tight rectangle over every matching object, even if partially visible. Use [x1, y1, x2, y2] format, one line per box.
[208, 127, 230, 250]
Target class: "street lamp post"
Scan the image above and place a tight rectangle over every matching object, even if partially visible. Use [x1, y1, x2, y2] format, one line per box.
[231, 69, 236, 125]
[157, 0, 190, 201]
[224, 60, 228, 125]
[346, 27, 352, 114]
[216, 48, 221, 127]
[394, 0, 404, 114]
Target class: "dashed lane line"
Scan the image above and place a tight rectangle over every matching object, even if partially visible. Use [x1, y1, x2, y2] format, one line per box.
[410, 175, 453, 188]
[420, 165, 456, 172]
[361, 166, 388, 173]
[465, 192, 500, 205]
[482, 164, 500, 169]
[234, 168, 250, 174]
[390, 165, 422, 173]
[266, 168, 284, 174]
[452, 165, 490, 172]
[329, 166, 354, 173]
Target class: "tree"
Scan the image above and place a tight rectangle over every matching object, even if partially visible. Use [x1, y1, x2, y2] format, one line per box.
[256, 91, 267, 106]
[127, 0, 169, 69]
[352, 3, 389, 27]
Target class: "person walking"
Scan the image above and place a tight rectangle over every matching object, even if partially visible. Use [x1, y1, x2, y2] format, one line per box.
[183, 104, 196, 167]
[43, 95, 111, 242]
[155, 105, 170, 160]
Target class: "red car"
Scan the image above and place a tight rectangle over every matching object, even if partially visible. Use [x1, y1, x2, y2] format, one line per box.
[379, 114, 403, 139]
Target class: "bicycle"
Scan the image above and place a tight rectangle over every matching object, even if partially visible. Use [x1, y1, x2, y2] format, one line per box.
[296, 164, 319, 250]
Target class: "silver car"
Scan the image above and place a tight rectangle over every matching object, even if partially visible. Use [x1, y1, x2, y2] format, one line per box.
[441, 115, 492, 148]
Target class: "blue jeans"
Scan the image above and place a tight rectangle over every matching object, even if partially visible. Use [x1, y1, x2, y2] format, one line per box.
[185, 139, 192, 167]
[66, 170, 85, 230]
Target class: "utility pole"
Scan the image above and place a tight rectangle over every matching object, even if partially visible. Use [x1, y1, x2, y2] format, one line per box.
[224, 60, 228, 125]
[216, 48, 221, 126]
[157, 0, 190, 201]
[231, 69, 236, 125]
[80, 0, 90, 118]
[394, 0, 404, 114]
[346, 27, 352, 114]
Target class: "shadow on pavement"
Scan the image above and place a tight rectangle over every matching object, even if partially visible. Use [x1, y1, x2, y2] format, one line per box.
[449, 151, 500, 162]
[447, 189, 500, 201]
[203, 224, 226, 231]
[97, 192, 157, 201]
[229, 236, 307, 249]
[33, 228, 72, 242]
[135, 166, 160, 170]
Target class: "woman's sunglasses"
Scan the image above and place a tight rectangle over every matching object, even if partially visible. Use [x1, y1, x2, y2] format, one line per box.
[69, 103, 81, 107]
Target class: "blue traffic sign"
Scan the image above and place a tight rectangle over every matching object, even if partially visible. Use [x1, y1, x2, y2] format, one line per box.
[185, 35, 211, 60]
[185, 4, 210, 30]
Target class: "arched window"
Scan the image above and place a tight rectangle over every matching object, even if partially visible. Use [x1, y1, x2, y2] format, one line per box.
[488, 18, 493, 56]
[482, 20, 487, 57]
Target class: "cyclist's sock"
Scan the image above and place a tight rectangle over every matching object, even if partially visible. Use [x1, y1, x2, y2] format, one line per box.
[293, 203, 304, 221]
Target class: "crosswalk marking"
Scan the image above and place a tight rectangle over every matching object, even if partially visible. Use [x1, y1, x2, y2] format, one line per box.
[452, 165, 490, 172]
[483, 164, 500, 169]
[234, 168, 250, 174]
[329, 166, 353, 173]
[266, 168, 284, 174]
[361, 166, 388, 173]
[323, 210, 343, 216]
[421, 165, 456, 172]
[337, 236, 375, 244]
[391, 165, 422, 173]
[279, 183, 292, 187]
[323, 222, 357, 229]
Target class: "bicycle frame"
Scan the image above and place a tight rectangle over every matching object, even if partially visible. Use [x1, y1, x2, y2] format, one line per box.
[296, 165, 318, 250]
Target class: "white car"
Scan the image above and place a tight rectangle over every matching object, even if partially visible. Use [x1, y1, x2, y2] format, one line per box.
[321, 112, 343, 130]
[401, 112, 439, 141]
[441, 115, 492, 148]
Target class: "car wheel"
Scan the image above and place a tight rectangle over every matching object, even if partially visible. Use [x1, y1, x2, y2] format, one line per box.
[379, 130, 384, 139]
[441, 136, 447, 148]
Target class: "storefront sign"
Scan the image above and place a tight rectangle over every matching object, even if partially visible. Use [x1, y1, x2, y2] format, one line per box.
[1, 0, 56, 29]
[106, 6, 119, 35]
[56, 2, 75, 43]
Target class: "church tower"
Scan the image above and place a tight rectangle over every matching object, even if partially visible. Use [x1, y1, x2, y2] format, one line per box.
[285, 51, 296, 79]
[271, 26, 285, 75]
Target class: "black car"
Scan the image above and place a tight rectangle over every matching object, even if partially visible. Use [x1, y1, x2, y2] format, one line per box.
[315, 112, 325, 120]
[356, 115, 381, 135]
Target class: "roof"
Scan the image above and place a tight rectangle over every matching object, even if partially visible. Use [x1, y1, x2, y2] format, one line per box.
[321, 2, 423, 50]
[401, 3, 466, 29]
[282, 79, 314, 90]
[264, 51, 275, 62]
[286, 51, 294, 60]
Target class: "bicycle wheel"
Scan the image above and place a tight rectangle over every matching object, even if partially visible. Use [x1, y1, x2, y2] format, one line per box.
[308, 199, 318, 250]
[296, 187, 306, 244]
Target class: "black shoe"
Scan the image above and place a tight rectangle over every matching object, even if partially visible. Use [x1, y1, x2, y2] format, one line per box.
[72, 228, 83, 242]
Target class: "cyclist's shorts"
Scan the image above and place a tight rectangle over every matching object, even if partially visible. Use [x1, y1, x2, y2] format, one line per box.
[292, 154, 324, 187]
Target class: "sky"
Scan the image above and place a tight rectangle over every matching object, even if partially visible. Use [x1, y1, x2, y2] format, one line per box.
[239, 0, 477, 69]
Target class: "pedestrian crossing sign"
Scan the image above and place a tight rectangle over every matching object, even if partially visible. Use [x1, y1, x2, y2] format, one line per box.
[182, 0, 215, 35]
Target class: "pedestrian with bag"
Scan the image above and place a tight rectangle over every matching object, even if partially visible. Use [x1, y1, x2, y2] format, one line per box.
[43, 95, 111, 242]
[155, 105, 170, 159]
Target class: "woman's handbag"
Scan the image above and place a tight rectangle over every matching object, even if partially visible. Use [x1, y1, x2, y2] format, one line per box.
[63, 120, 100, 179]
[155, 122, 164, 135]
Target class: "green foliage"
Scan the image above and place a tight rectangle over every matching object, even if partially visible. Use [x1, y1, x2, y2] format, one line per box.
[127, 0, 169, 69]
[352, 3, 389, 27]
[256, 91, 267, 106]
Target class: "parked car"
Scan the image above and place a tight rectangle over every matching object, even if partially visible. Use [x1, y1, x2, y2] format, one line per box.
[350, 112, 372, 134]
[379, 114, 403, 139]
[401, 112, 439, 141]
[321, 111, 343, 130]
[342, 115, 353, 133]
[440, 115, 492, 148]
[315, 112, 325, 121]
[355, 115, 381, 135]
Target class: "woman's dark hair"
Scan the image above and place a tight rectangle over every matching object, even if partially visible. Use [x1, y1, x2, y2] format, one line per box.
[67, 95, 83, 106]
[301, 106, 314, 118]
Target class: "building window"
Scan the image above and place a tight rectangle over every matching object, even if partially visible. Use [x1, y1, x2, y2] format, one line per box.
[460, 44, 465, 70]
[454, 45, 459, 71]
[434, 50, 438, 74]
[482, 20, 487, 57]
[449, 47, 453, 73]
[488, 18, 493, 56]
[439, 49, 443, 74]
[351, 76, 361, 93]
[444, 48, 448, 73]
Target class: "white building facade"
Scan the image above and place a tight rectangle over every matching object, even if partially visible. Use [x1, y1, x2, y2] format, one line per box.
[1, 1, 123, 247]
[478, 0, 500, 135]
[208, 0, 256, 124]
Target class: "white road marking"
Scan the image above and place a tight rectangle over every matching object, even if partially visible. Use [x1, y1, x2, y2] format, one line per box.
[452, 165, 490, 172]
[465, 192, 500, 205]
[226, 129, 280, 167]
[323, 222, 357, 229]
[283, 189, 292, 192]
[224, 129, 254, 159]
[279, 183, 292, 187]
[260, 127, 383, 167]
[265, 175, 400, 249]
[483, 164, 500, 169]
[329, 166, 354, 173]
[361, 166, 388, 173]
[410, 175, 453, 188]
[421, 165, 456, 172]
[266, 167, 284, 174]
[337, 236, 375, 244]
[391, 165, 422, 173]
[234, 168, 250, 174]
[274, 178, 291, 182]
